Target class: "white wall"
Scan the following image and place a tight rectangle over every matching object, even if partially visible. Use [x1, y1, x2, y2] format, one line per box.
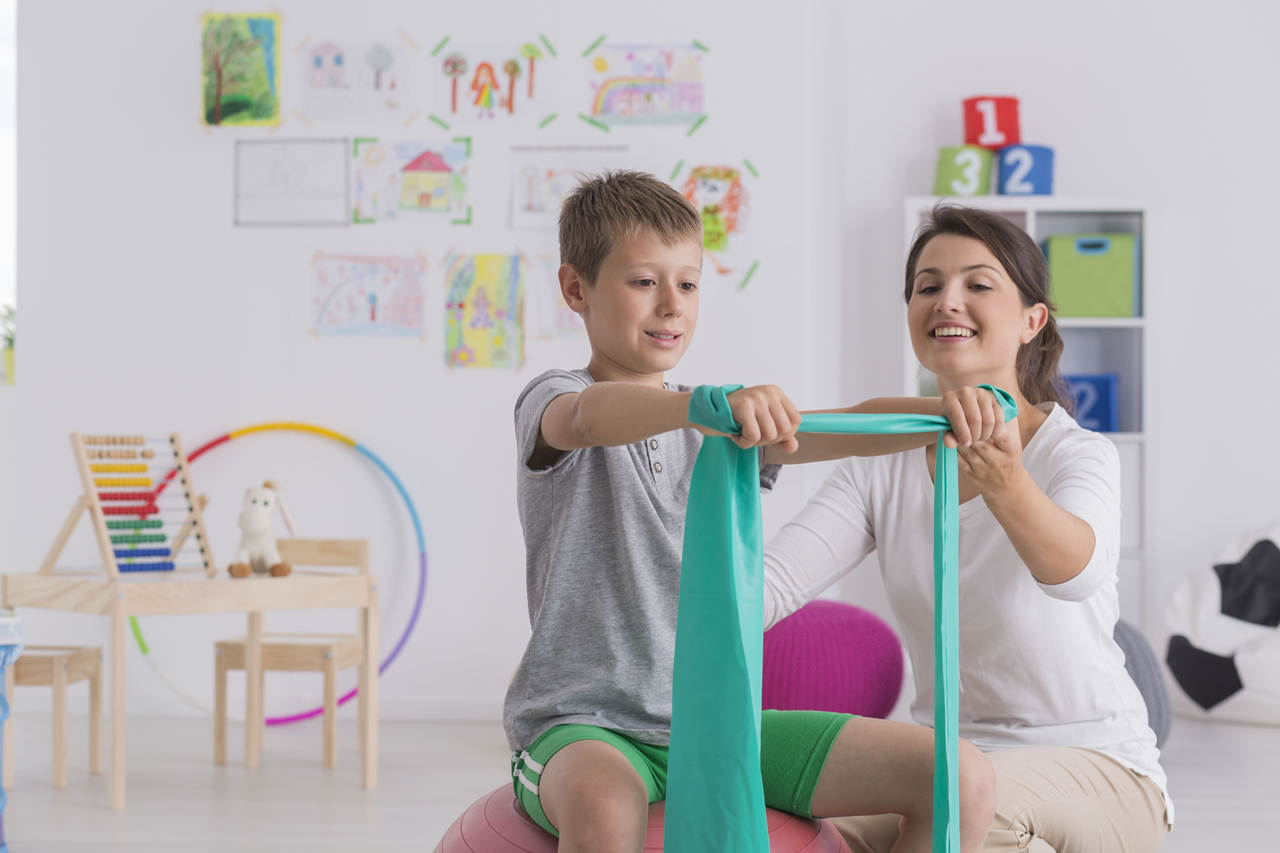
[0, 0, 12, 311]
[9, 0, 826, 720]
[7, 0, 1280, 721]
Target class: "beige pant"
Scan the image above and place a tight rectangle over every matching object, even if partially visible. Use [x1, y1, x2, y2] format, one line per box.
[832, 746, 1170, 853]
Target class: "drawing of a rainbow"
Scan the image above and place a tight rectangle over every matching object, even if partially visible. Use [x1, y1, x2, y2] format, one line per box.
[592, 76, 704, 124]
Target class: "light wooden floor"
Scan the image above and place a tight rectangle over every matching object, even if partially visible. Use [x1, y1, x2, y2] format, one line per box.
[2, 714, 1277, 851]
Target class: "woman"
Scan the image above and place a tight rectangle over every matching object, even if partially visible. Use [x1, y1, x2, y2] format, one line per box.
[763, 206, 1170, 853]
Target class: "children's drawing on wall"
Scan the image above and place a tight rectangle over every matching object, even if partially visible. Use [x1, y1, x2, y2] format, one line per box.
[352, 138, 471, 224]
[311, 252, 426, 337]
[433, 37, 558, 126]
[301, 39, 410, 121]
[584, 42, 706, 129]
[202, 13, 280, 126]
[671, 160, 759, 289]
[509, 146, 628, 229]
[235, 139, 348, 226]
[527, 252, 585, 339]
[444, 252, 527, 368]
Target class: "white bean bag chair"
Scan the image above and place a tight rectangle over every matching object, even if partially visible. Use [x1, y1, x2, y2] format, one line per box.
[1163, 521, 1280, 724]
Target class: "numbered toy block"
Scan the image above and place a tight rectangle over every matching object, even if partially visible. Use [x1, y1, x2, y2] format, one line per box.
[1063, 373, 1119, 432]
[963, 96, 1021, 149]
[998, 145, 1054, 195]
[934, 146, 992, 197]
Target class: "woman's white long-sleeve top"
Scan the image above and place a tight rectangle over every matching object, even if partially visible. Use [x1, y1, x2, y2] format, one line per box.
[763, 403, 1171, 820]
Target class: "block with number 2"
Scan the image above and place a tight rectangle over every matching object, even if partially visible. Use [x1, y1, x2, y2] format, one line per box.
[997, 145, 1054, 195]
[963, 96, 1020, 149]
[934, 146, 992, 197]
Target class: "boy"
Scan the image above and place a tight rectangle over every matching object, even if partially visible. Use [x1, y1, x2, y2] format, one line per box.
[505, 171, 998, 853]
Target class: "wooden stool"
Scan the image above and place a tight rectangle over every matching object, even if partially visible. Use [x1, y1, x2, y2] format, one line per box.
[215, 633, 364, 768]
[2, 646, 102, 789]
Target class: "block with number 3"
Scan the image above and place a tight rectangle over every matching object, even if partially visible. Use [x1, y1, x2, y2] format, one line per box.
[934, 146, 992, 196]
[963, 96, 1021, 149]
[998, 145, 1054, 195]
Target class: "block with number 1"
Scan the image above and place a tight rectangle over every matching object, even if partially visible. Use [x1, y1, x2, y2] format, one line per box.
[998, 145, 1054, 195]
[934, 146, 992, 196]
[963, 96, 1020, 149]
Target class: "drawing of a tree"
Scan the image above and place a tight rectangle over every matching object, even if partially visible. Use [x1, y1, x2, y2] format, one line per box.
[365, 43, 394, 89]
[202, 16, 265, 125]
[519, 43, 543, 98]
[503, 59, 522, 114]
[442, 53, 468, 113]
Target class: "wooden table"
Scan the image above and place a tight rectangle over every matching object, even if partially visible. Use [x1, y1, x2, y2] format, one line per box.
[1, 570, 379, 809]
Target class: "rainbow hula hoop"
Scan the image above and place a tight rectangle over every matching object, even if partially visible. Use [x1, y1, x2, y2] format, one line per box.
[131, 422, 428, 726]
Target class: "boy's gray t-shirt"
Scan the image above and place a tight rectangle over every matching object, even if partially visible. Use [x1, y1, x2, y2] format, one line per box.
[504, 368, 779, 750]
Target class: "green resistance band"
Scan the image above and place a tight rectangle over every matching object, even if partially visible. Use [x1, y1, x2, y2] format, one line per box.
[665, 384, 1017, 853]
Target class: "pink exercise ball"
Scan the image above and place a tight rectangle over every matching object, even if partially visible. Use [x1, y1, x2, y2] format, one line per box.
[433, 787, 851, 852]
[763, 600, 903, 719]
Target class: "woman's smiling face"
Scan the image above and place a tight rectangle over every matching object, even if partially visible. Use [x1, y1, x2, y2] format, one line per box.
[907, 233, 1047, 391]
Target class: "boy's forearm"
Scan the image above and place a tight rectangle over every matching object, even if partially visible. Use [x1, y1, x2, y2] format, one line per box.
[569, 382, 693, 447]
[764, 397, 943, 465]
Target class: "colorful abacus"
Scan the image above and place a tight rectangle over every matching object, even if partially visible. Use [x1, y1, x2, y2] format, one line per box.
[85, 449, 156, 459]
[38, 433, 216, 579]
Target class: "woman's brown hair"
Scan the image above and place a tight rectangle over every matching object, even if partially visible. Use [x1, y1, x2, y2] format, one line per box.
[904, 204, 1072, 412]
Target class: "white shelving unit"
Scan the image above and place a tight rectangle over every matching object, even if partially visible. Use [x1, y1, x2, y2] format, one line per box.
[903, 196, 1152, 629]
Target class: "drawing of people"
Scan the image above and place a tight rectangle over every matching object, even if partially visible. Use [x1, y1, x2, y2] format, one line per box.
[681, 165, 747, 274]
[543, 169, 578, 216]
[469, 288, 495, 329]
[470, 62, 499, 117]
[519, 165, 542, 212]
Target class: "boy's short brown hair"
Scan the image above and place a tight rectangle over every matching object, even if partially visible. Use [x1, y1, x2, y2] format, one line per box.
[559, 170, 702, 285]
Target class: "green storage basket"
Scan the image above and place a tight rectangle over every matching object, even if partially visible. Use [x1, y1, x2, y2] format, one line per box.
[1045, 234, 1141, 317]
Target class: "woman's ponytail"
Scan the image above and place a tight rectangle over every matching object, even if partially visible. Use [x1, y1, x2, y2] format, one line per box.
[1016, 312, 1071, 410]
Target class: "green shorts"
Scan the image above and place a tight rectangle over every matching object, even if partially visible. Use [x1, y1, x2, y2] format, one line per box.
[510, 709, 854, 837]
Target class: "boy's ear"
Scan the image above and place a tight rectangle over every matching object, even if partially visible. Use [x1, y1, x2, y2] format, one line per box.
[559, 263, 589, 316]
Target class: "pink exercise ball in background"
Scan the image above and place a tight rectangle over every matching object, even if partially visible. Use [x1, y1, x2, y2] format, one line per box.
[763, 600, 904, 719]
[432, 787, 851, 852]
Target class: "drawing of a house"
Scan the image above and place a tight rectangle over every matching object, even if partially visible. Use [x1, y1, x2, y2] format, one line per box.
[400, 150, 453, 211]
[310, 43, 345, 88]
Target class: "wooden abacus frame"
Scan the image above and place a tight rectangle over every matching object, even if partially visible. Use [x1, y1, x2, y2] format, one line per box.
[38, 433, 217, 579]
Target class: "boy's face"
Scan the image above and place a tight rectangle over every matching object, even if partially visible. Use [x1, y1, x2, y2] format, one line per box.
[565, 229, 703, 378]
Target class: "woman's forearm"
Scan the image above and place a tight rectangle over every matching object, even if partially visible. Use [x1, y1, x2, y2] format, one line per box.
[983, 471, 1096, 586]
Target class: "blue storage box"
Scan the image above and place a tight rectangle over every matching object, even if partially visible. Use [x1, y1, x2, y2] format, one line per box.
[1064, 373, 1119, 432]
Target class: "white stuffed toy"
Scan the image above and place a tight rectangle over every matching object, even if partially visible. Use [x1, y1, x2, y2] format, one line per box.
[228, 480, 296, 578]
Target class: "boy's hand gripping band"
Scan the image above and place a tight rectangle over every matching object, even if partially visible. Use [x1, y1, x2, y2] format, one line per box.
[687, 384, 745, 435]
